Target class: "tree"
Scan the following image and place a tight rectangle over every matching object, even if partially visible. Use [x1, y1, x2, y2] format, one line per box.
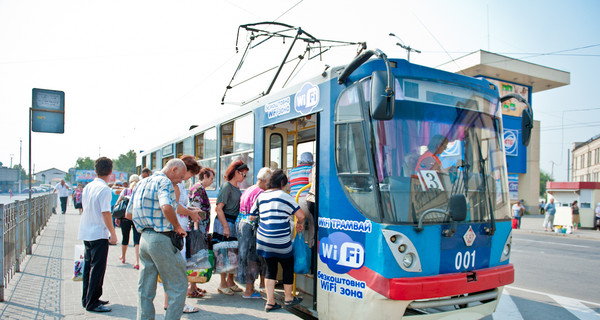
[113, 150, 136, 174]
[540, 170, 553, 198]
[12, 164, 30, 182]
[75, 157, 95, 170]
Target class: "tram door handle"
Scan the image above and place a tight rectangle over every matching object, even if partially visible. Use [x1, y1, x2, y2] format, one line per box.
[466, 271, 477, 282]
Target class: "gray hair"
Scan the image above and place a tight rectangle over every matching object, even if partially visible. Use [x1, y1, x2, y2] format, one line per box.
[256, 167, 273, 182]
[162, 159, 186, 172]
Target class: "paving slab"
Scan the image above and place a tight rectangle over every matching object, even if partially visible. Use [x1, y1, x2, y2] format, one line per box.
[1, 205, 301, 320]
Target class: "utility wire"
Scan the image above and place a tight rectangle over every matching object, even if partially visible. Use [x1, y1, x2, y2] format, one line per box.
[273, 0, 304, 22]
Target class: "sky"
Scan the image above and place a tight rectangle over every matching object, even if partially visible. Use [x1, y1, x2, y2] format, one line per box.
[1, 0, 599, 182]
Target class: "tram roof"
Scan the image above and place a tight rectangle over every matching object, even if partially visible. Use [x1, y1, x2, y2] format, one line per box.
[438, 50, 570, 93]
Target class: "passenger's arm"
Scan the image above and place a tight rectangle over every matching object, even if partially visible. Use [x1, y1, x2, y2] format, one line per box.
[215, 202, 230, 237]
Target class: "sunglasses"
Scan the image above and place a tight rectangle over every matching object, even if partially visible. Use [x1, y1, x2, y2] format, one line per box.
[239, 171, 247, 178]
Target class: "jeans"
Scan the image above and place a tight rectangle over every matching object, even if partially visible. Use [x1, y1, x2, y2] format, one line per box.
[236, 221, 261, 284]
[82, 239, 109, 310]
[59, 196, 68, 213]
[138, 230, 187, 320]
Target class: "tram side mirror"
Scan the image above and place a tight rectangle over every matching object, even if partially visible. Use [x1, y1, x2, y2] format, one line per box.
[371, 71, 395, 120]
[448, 194, 467, 222]
[521, 108, 533, 147]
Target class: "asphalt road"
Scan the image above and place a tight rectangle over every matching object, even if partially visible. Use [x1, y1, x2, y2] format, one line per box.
[484, 232, 600, 320]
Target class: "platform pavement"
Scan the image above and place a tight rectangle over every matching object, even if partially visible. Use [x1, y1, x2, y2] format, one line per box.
[0, 205, 300, 320]
[514, 214, 600, 240]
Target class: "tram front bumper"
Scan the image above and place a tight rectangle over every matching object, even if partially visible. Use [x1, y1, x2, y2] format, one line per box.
[388, 264, 514, 300]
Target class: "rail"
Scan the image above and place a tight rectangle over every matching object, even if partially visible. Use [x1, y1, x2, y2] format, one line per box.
[0, 193, 56, 301]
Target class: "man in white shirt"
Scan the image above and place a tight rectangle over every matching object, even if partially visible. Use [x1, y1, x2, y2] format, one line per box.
[77, 157, 118, 313]
[53, 179, 70, 214]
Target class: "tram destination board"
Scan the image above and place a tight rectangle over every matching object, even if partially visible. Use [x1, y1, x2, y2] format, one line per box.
[31, 88, 65, 133]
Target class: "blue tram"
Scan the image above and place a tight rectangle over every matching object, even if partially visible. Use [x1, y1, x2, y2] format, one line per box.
[138, 49, 517, 319]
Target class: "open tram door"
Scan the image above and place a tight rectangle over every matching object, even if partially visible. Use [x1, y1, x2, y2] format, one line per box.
[264, 114, 319, 314]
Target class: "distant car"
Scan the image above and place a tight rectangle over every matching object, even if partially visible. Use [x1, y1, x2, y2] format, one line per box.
[21, 188, 33, 194]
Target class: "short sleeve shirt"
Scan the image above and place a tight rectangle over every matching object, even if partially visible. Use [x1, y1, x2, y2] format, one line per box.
[216, 181, 241, 221]
[77, 178, 112, 241]
[128, 171, 177, 232]
[54, 183, 70, 197]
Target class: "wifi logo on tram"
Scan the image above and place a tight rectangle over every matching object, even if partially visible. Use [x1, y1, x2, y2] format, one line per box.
[319, 232, 365, 274]
[294, 82, 320, 115]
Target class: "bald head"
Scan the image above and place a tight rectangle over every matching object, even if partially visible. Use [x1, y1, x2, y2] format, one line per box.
[162, 159, 186, 184]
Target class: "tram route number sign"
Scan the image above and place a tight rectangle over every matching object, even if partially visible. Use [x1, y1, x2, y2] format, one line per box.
[31, 88, 65, 134]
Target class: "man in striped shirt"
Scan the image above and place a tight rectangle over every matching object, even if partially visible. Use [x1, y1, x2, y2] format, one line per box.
[289, 152, 313, 198]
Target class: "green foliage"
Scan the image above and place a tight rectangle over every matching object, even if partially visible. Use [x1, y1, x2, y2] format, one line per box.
[75, 157, 95, 170]
[540, 170, 553, 197]
[12, 164, 29, 180]
[113, 150, 137, 174]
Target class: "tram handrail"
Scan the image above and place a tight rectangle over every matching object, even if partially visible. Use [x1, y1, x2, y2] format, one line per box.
[292, 183, 312, 297]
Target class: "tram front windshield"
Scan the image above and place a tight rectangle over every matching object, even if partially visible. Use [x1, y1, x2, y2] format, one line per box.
[372, 99, 510, 225]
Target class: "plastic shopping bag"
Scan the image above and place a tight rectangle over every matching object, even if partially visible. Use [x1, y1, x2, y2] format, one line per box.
[213, 241, 239, 274]
[186, 249, 212, 270]
[293, 233, 311, 274]
[186, 229, 208, 259]
[73, 244, 85, 281]
[187, 250, 214, 283]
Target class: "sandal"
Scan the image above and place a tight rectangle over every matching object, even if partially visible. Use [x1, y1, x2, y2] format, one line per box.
[229, 285, 243, 292]
[183, 304, 199, 313]
[242, 291, 262, 299]
[133, 264, 139, 270]
[284, 296, 303, 308]
[265, 303, 281, 312]
[187, 289, 205, 298]
[217, 287, 234, 296]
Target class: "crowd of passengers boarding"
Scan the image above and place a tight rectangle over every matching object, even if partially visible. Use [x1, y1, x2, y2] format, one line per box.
[77, 153, 315, 319]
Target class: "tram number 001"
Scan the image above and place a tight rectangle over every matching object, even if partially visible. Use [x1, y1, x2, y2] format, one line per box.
[454, 250, 476, 270]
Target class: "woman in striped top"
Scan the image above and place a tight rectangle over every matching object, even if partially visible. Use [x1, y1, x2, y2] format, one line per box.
[251, 169, 306, 312]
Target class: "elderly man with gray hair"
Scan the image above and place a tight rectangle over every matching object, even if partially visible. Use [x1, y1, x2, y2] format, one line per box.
[125, 159, 188, 320]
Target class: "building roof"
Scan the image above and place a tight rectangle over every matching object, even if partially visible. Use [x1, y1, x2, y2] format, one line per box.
[572, 134, 600, 151]
[547, 181, 600, 191]
[35, 167, 67, 175]
[438, 50, 570, 93]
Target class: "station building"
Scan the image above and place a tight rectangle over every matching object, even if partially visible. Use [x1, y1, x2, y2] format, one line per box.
[440, 50, 570, 214]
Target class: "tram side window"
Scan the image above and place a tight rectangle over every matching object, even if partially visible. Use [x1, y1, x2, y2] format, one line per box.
[220, 113, 254, 189]
[151, 152, 157, 170]
[195, 127, 218, 190]
[335, 85, 379, 222]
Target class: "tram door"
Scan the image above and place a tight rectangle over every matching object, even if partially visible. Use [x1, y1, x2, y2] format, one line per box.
[264, 115, 318, 311]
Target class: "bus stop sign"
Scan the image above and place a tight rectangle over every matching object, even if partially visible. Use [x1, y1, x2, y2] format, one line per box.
[31, 88, 65, 133]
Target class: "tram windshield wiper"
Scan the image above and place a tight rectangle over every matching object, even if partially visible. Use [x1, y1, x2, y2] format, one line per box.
[474, 134, 496, 235]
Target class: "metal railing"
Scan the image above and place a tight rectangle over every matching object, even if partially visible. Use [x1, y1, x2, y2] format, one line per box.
[0, 193, 56, 301]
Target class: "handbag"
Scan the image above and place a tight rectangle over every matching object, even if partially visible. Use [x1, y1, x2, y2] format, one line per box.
[168, 231, 184, 251]
[293, 232, 311, 274]
[112, 197, 129, 219]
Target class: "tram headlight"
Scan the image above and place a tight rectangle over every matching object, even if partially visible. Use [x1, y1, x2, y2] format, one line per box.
[402, 253, 415, 268]
[382, 229, 422, 272]
[500, 233, 512, 262]
[503, 243, 511, 256]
